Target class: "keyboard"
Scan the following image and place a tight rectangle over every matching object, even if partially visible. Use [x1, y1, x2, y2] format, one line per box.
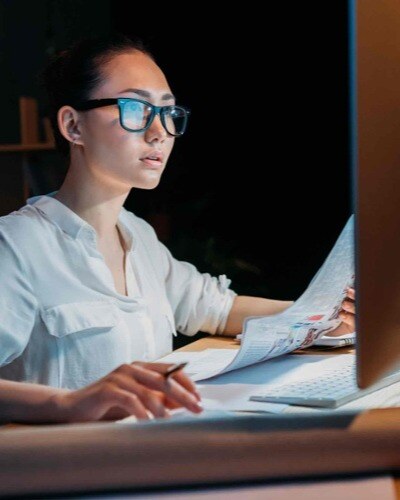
[250, 358, 400, 408]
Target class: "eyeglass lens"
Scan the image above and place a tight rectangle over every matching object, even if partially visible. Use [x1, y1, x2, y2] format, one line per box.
[122, 100, 187, 135]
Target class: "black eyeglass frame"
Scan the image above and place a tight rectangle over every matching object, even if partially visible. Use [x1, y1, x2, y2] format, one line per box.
[72, 98, 190, 137]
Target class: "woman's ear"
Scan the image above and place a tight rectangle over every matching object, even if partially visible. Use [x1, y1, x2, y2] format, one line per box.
[57, 106, 83, 146]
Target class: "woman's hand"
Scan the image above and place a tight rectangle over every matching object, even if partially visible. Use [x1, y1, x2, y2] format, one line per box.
[51, 362, 202, 423]
[326, 286, 356, 336]
[339, 286, 356, 331]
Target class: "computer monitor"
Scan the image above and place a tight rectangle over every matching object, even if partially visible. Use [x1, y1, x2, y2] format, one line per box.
[352, 0, 400, 387]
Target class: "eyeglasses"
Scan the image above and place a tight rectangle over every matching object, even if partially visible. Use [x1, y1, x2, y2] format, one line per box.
[73, 98, 190, 137]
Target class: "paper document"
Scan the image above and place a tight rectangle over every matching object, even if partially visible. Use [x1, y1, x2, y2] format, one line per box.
[159, 351, 362, 414]
[182, 215, 355, 382]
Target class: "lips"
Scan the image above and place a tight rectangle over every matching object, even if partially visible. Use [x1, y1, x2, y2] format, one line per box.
[140, 150, 164, 162]
[140, 150, 164, 169]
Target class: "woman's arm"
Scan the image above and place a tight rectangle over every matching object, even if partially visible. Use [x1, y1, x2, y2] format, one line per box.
[0, 362, 202, 424]
[222, 287, 356, 337]
[0, 380, 67, 424]
[222, 296, 294, 336]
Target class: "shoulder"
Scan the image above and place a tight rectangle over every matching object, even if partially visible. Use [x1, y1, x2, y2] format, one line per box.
[0, 205, 45, 245]
[0, 205, 45, 273]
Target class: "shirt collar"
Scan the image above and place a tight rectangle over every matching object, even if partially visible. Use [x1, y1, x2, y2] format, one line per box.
[27, 193, 135, 251]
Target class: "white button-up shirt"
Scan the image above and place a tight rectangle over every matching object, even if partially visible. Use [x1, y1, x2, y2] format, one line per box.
[0, 194, 237, 389]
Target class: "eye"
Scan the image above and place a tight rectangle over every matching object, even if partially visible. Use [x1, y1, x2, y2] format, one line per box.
[124, 100, 144, 114]
[167, 106, 186, 118]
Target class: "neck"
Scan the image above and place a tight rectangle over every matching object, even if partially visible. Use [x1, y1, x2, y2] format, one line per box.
[54, 156, 130, 239]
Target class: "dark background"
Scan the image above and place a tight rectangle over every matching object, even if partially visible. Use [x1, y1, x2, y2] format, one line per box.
[0, 1, 351, 306]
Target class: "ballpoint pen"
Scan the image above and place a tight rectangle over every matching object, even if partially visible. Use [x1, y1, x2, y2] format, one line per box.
[163, 362, 188, 380]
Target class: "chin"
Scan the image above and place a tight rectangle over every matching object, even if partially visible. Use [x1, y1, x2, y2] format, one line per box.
[133, 177, 162, 190]
[127, 167, 164, 190]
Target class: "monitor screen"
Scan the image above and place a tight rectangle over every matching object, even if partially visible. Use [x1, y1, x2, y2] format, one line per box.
[352, 0, 400, 387]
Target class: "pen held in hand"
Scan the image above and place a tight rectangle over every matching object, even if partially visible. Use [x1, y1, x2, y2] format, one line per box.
[163, 362, 188, 380]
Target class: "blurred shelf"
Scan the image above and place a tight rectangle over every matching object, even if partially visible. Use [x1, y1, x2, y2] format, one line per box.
[0, 142, 55, 153]
[0, 96, 56, 204]
[0, 96, 55, 155]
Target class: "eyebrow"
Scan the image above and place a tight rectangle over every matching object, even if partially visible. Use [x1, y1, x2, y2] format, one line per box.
[118, 88, 176, 101]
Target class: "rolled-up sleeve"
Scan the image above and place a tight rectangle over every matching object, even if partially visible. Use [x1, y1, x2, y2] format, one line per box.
[0, 231, 37, 367]
[159, 242, 237, 336]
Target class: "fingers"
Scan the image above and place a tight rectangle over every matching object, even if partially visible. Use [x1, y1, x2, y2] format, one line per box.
[341, 300, 355, 314]
[134, 362, 201, 401]
[129, 363, 203, 414]
[63, 362, 202, 423]
[106, 372, 170, 418]
[165, 368, 201, 401]
[339, 309, 356, 330]
[164, 377, 202, 413]
[100, 387, 151, 420]
[339, 286, 356, 329]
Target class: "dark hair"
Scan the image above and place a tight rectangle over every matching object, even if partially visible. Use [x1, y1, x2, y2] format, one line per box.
[40, 34, 154, 158]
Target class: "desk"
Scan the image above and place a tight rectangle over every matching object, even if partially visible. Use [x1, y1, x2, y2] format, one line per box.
[180, 336, 400, 496]
[1, 336, 400, 498]
[178, 335, 399, 424]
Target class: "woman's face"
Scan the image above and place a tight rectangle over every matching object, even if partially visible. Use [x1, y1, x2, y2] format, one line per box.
[77, 51, 176, 191]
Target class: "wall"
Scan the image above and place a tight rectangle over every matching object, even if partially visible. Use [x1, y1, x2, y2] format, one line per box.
[0, 0, 111, 212]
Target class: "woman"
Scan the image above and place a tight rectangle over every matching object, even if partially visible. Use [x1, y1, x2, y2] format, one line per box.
[0, 35, 355, 423]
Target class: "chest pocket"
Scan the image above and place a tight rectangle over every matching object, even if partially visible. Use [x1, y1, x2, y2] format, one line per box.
[40, 301, 119, 338]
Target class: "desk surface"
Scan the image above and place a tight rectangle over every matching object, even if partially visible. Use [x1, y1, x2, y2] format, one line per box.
[1, 335, 400, 498]
[178, 335, 399, 429]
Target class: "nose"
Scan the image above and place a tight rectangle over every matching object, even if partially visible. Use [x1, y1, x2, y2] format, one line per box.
[144, 112, 168, 143]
